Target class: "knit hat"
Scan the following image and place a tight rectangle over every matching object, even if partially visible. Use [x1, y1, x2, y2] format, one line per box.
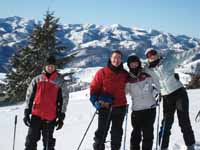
[127, 55, 141, 68]
[45, 55, 56, 66]
[145, 48, 158, 58]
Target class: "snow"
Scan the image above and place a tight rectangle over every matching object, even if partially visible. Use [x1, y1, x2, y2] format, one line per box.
[0, 88, 200, 150]
[0, 16, 200, 149]
[1, 16, 200, 73]
[0, 73, 6, 84]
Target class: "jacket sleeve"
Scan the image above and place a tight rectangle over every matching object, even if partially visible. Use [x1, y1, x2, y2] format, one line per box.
[151, 75, 161, 93]
[125, 83, 130, 95]
[25, 78, 37, 112]
[170, 47, 199, 66]
[90, 69, 103, 96]
[60, 81, 69, 113]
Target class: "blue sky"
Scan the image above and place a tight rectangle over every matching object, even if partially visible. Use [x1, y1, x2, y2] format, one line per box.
[0, 0, 200, 38]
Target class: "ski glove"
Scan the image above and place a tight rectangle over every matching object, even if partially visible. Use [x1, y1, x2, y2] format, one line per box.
[94, 101, 101, 110]
[56, 113, 65, 130]
[23, 109, 31, 127]
[56, 120, 64, 130]
[98, 95, 113, 104]
[90, 95, 101, 110]
[174, 73, 180, 80]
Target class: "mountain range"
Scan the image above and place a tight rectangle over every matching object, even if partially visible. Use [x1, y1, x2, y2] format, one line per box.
[0, 16, 200, 75]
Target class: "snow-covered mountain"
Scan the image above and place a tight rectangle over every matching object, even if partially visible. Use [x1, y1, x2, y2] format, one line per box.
[0, 16, 200, 74]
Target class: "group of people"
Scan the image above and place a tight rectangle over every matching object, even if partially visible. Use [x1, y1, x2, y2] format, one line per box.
[23, 47, 198, 150]
[90, 47, 198, 150]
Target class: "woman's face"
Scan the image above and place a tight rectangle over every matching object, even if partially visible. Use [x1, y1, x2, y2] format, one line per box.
[110, 53, 122, 67]
[129, 61, 139, 69]
[45, 64, 56, 73]
[147, 52, 159, 63]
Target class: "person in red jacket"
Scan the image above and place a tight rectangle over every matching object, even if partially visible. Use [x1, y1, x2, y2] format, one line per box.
[90, 50, 129, 150]
[23, 55, 69, 150]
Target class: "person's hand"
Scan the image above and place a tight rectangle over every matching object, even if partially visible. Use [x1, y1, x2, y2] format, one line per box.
[23, 109, 31, 127]
[56, 113, 65, 130]
[56, 120, 64, 130]
[94, 101, 101, 110]
[174, 73, 180, 80]
[99, 101, 110, 109]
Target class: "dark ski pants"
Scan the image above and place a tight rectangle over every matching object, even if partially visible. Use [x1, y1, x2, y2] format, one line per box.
[93, 106, 126, 150]
[25, 115, 56, 150]
[130, 108, 156, 150]
[159, 87, 195, 148]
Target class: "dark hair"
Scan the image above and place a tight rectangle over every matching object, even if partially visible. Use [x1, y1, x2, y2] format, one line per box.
[45, 55, 56, 66]
[110, 50, 123, 57]
[127, 55, 141, 68]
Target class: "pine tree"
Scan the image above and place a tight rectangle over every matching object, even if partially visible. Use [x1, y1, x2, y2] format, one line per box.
[5, 11, 69, 103]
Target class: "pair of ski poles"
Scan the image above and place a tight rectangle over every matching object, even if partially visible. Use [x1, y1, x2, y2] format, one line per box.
[76, 104, 129, 150]
[154, 95, 166, 150]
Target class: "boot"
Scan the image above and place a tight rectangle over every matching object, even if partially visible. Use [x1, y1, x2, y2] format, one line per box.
[111, 145, 120, 150]
[93, 142, 105, 150]
[130, 144, 140, 150]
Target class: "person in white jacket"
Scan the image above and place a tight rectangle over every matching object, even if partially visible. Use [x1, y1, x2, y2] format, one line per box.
[126, 55, 158, 150]
[144, 47, 199, 150]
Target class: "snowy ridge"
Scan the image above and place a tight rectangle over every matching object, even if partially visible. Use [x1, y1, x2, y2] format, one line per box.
[0, 16, 200, 74]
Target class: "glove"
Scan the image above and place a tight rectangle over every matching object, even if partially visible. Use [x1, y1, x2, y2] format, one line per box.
[56, 113, 65, 130]
[94, 101, 101, 110]
[174, 73, 180, 80]
[56, 120, 64, 130]
[90, 95, 98, 105]
[99, 95, 113, 104]
[90, 95, 101, 110]
[23, 109, 31, 127]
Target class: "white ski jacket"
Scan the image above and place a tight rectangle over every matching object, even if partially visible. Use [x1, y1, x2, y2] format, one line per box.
[126, 72, 158, 111]
[144, 48, 199, 95]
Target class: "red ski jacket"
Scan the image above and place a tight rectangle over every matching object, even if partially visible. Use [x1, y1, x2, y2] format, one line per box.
[25, 71, 68, 121]
[90, 67, 128, 107]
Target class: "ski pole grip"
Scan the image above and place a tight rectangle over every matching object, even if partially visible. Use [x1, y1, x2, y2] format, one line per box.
[14, 115, 17, 125]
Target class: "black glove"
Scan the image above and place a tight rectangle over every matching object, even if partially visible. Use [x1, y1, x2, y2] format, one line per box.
[174, 73, 180, 80]
[56, 120, 64, 130]
[23, 109, 31, 127]
[56, 113, 65, 130]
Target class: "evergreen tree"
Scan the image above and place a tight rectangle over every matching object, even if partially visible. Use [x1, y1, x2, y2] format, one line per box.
[5, 11, 71, 103]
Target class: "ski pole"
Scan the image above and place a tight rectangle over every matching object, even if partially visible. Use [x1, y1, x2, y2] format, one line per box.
[76, 110, 97, 150]
[155, 102, 161, 150]
[99, 106, 112, 150]
[159, 118, 166, 150]
[13, 115, 17, 150]
[123, 104, 129, 150]
[195, 110, 200, 122]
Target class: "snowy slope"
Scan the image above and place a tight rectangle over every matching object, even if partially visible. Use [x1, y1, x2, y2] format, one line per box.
[0, 89, 200, 150]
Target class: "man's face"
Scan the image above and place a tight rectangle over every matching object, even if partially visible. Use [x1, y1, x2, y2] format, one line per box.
[110, 53, 122, 67]
[45, 64, 56, 73]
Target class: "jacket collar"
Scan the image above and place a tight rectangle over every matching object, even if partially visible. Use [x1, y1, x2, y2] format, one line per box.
[42, 70, 58, 81]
